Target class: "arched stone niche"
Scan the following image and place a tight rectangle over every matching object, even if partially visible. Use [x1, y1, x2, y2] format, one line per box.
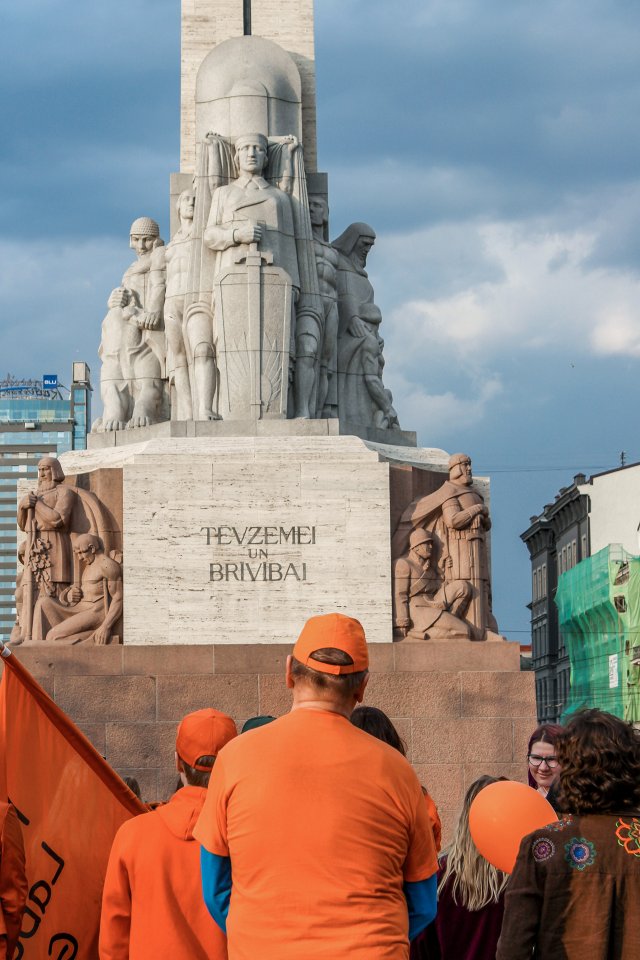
[196, 36, 302, 145]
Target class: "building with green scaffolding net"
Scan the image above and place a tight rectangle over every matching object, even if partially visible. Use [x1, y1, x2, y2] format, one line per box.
[556, 545, 640, 723]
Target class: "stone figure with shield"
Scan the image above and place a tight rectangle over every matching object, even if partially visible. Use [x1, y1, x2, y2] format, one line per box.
[182, 130, 323, 421]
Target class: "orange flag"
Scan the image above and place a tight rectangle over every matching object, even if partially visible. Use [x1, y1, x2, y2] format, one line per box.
[0, 645, 146, 960]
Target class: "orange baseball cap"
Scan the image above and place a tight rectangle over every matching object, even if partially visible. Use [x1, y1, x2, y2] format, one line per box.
[292, 613, 369, 675]
[176, 708, 237, 770]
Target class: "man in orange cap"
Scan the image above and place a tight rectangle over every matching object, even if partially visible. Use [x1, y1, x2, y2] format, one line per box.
[100, 708, 237, 960]
[195, 613, 438, 960]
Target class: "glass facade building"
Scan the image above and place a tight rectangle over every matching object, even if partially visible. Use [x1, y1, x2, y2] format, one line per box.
[0, 365, 91, 640]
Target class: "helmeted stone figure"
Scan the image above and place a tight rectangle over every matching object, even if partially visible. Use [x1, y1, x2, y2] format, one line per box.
[391, 453, 498, 640]
[393, 528, 472, 640]
[333, 223, 399, 429]
[93, 216, 168, 431]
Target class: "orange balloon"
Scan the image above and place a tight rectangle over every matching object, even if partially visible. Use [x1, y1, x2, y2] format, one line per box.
[469, 780, 558, 874]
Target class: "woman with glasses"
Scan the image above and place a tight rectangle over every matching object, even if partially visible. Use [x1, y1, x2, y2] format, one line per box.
[526, 723, 562, 800]
[497, 709, 640, 959]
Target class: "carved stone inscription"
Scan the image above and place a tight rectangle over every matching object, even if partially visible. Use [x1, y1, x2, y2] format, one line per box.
[202, 524, 315, 582]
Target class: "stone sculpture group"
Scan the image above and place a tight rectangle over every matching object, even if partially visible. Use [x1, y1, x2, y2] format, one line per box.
[68, 30, 503, 647]
[92, 131, 398, 433]
[391, 454, 499, 642]
[12, 457, 123, 646]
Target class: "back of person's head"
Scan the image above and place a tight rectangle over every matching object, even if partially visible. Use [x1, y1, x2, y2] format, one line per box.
[241, 715, 276, 733]
[526, 723, 563, 787]
[350, 706, 407, 756]
[289, 613, 369, 706]
[123, 776, 142, 800]
[175, 708, 237, 788]
[555, 709, 640, 814]
[439, 775, 509, 911]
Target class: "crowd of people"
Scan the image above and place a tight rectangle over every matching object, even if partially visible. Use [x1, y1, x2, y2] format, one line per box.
[1, 612, 639, 959]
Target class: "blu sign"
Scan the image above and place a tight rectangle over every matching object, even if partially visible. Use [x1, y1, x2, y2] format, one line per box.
[42, 375, 58, 389]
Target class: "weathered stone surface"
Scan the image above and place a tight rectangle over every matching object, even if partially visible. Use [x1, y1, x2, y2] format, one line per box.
[412, 717, 515, 765]
[214, 645, 291, 675]
[106, 722, 160, 769]
[11, 645, 124, 677]
[461, 672, 537, 718]
[365, 673, 461, 719]
[123, 645, 214, 676]
[75, 721, 107, 757]
[394, 639, 521, 673]
[156, 674, 258, 720]
[55, 676, 156, 723]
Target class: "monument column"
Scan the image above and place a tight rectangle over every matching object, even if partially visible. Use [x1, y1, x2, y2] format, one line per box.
[181, 0, 318, 173]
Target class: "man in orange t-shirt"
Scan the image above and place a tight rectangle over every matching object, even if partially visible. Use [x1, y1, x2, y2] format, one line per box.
[194, 613, 438, 960]
[100, 708, 237, 960]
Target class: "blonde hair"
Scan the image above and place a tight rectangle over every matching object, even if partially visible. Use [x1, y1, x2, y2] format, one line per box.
[438, 775, 509, 911]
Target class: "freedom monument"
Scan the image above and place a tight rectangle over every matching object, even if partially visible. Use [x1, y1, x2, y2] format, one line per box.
[10, 0, 535, 821]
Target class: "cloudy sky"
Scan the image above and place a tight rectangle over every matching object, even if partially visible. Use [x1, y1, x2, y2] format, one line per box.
[2, 0, 640, 639]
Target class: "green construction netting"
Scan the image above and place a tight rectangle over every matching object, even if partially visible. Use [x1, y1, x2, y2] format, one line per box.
[556, 545, 640, 723]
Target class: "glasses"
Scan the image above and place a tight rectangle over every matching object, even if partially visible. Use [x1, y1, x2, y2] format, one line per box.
[528, 754, 559, 769]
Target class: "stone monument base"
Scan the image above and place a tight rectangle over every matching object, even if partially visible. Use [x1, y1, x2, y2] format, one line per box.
[9, 640, 536, 843]
[87, 418, 418, 450]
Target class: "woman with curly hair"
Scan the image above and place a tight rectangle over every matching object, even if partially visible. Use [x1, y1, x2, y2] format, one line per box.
[497, 709, 640, 960]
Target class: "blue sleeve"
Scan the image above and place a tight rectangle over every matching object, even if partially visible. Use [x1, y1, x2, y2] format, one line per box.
[404, 873, 437, 941]
[200, 847, 232, 934]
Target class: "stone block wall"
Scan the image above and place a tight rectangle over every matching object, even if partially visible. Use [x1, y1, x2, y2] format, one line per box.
[9, 640, 536, 843]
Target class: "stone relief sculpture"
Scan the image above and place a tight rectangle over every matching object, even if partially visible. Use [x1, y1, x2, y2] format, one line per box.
[164, 188, 197, 420]
[392, 453, 499, 641]
[332, 223, 400, 429]
[93, 217, 168, 431]
[17, 457, 76, 603]
[12, 457, 124, 645]
[31, 534, 123, 645]
[309, 195, 339, 418]
[393, 528, 472, 640]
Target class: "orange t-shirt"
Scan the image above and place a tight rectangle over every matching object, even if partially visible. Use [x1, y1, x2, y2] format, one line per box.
[194, 708, 438, 960]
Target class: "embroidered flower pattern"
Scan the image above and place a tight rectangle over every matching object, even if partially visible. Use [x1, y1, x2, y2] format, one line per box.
[532, 837, 555, 862]
[615, 817, 640, 857]
[547, 816, 575, 832]
[564, 838, 596, 871]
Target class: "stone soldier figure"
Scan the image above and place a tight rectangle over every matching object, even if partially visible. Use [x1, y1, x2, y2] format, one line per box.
[392, 453, 497, 640]
[309, 195, 339, 418]
[32, 534, 123, 645]
[95, 216, 167, 431]
[393, 528, 472, 640]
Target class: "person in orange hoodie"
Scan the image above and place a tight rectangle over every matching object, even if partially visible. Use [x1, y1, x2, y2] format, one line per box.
[0, 801, 27, 960]
[99, 708, 237, 960]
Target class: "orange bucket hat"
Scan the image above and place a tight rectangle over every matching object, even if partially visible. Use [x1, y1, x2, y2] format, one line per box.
[176, 708, 237, 770]
[293, 613, 369, 675]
